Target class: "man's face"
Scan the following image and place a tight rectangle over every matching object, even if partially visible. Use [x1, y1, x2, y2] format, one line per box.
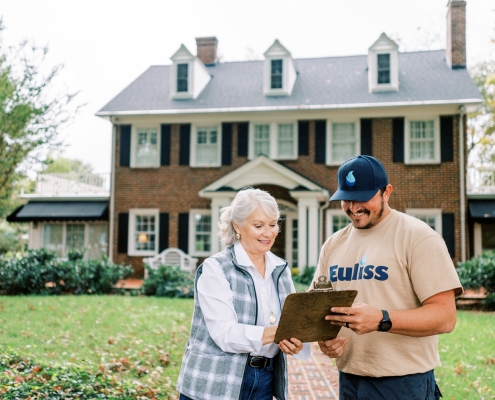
[341, 187, 390, 229]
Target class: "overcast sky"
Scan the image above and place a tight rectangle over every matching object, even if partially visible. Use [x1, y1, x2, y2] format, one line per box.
[2, 0, 494, 173]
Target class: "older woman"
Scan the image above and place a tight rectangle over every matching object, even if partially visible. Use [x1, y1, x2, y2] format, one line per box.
[177, 187, 305, 400]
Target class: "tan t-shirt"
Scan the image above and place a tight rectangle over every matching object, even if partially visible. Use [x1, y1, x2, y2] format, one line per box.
[314, 209, 463, 377]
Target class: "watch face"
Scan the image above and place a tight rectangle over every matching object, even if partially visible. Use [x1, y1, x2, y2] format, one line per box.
[380, 320, 392, 331]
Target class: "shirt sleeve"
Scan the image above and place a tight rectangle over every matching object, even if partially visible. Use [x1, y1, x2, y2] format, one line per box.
[197, 257, 265, 354]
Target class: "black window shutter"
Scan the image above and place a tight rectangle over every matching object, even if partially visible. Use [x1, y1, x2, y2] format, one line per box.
[120, 125, 131, 167]
[237, 122, 249, 157]
[222, 123, 233, 165]
[159, 213, 169, 252]
[442, 213, 455, 258]
[179, 124, 191, 166]
[178, 213, 189, 253]
[160, 124, 171, 166]
[315, 120, 326, 164]
[360, 118, 373, 156]
[298, 121, 309, 156]
[392, 118, 405, 163]
[117, 213, 129, 254]
[440, 116, 454, 162]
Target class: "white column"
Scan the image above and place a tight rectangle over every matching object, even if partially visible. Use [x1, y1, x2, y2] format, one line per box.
[210, 197, 231, 254]
[307, 200, 320, 267]
[474, 222, 482, 257]
[297, 202, 308, 272]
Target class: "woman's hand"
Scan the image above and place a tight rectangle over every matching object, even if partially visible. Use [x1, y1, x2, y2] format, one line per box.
[278, 338, 303, 356]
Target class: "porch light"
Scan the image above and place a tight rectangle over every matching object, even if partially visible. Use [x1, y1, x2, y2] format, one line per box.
[138, 233, 149, 243]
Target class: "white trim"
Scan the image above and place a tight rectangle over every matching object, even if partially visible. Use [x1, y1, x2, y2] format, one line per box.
[404, 116, 440, 164]
[96, 98, 482, 118]
[130, 124, 161, 168]
[326, 119, 361, 166]
[405, 208, 442, 234]
[263, 40, 297, 97]
[190, 123, 222, 167]
[248, 121, 298, 160]
[188, 209, 212, 257]
[128, 208, 159, 256]
[325, 209, 350, 239]
[368, 33, 399, 93]
[473, 222, 482, 257]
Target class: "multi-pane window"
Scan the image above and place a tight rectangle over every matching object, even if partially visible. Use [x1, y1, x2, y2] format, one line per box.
[292, 219, 298, 268]
[331, 122, 357, 164]
[43, 223, 108, 259]
[406, 209, 441, 234]
[194, 213, 211, 253]
[271, 59, 283, 89]
[195, 126, 218, 165]
[278, 124, 294, 157]
[254, 124, 270, 156]
[135, 128, 159, 167]
[326, 211, 350, 238]
[409, 120, 435, 162]
[177, 63, 188, 92]
[134, 215, 156, 252]
[44, 224, 64, 256]
[377, 54, 390, 84]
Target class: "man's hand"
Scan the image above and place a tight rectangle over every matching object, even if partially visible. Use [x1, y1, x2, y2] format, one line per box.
[325, 302, 382, 334]
[318, 337, 346, 358]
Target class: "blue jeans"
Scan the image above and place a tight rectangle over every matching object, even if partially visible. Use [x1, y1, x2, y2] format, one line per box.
[339, 370, 442, 400]
[179, 358, 274, 400]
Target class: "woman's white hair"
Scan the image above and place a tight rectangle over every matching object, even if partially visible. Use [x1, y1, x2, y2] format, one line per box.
[218, 187, 280, 247]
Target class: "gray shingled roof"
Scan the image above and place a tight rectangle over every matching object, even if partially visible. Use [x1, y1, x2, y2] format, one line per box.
[98, 50, 482, 115]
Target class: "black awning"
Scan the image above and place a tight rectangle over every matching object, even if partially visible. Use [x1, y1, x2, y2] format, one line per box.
[469, 200, 495, 221]
[7, 201, 109, 222]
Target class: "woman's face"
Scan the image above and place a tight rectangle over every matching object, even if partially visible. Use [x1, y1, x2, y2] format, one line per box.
[233, 205, 279, 257]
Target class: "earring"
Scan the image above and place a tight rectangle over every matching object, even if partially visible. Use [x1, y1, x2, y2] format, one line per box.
[235, 233, 241, 240]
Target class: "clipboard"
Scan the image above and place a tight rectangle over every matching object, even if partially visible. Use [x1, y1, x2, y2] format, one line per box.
[274, 286, 358, 343]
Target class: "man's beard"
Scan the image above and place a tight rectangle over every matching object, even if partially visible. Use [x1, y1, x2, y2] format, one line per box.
[347, 199, 385, 229]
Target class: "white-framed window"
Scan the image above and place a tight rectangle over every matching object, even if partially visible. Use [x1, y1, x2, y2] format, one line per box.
[191, 125, 221, 167]
[189, 210, 212, 257]
[406, 208, 442, 234]
[249, 122, 298, 160]
[325, 209, 350, 238]
[177, 63, 189, 92]
[404, 117, 440, 164]
[377, 53, 391, 84]
[326, 121, 360, 165]
[42, 222, 108, 260]
[128, 209, 159, 256]
[367, 33, 399, 93]
[271, 59, 283, 89]
[131, 126, 160, 168]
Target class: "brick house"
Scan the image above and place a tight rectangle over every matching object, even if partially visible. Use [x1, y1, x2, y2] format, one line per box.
[9, 0, 488, 275]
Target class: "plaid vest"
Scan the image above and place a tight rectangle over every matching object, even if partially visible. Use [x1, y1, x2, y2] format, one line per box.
[176, 246, 292, 400]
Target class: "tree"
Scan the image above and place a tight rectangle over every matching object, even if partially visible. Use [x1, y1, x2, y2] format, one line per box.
[42, 152, 94, 174]
[0, 19, 79, 218]
[467, 60, 495, 164]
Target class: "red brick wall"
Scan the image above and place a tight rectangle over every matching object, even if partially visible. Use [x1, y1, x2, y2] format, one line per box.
[112, 117, 467, 277]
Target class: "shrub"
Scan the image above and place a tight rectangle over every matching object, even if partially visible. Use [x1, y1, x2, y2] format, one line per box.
[0, 249, 133, 295]
[292, 266, 316, 286]
[457, 252, 495, 310]
[142, 264, 195, 298]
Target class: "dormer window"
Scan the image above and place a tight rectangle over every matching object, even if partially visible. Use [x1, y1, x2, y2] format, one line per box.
[368, 33, 399, 93]
[377, 54, 390, 84]
[177, 64, 189, 92]
[170, 44, 211, 99]
[271, 60, 283, 89]
[263, 40, 297, 97]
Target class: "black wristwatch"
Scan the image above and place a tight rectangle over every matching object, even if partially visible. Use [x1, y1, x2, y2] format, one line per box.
[378, 310, 392, 332]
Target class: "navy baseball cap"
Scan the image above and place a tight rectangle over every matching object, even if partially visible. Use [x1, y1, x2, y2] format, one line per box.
[330, 156, 388, 202]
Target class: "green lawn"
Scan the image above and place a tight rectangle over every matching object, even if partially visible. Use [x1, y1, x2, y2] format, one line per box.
[0, 296, 493, 399]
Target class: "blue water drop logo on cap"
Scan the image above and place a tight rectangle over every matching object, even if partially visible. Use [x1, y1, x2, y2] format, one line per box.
[346, 171, 356, 187]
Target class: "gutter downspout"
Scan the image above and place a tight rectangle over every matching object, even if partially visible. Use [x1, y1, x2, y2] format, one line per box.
[108, 121, 117, 262]
[459, 105, 466, 262]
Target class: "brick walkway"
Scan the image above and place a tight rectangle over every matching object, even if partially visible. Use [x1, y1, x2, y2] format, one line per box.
[288, 343, 339, 399]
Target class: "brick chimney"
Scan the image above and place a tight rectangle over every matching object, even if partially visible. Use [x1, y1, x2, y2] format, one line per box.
[446, 0, 466, 69]
[196, 37, 218, 65]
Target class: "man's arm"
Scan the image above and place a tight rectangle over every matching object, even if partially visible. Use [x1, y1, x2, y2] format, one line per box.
[326, 289, 457, 337]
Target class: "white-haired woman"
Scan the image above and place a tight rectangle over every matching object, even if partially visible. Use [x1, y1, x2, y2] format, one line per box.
[177, 187, 305, 400]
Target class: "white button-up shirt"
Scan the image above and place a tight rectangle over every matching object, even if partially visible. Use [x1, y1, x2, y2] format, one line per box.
[197, 242, 309, 359]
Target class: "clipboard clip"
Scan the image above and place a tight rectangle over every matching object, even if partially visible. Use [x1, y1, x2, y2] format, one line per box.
[311, 275, 334, 291]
